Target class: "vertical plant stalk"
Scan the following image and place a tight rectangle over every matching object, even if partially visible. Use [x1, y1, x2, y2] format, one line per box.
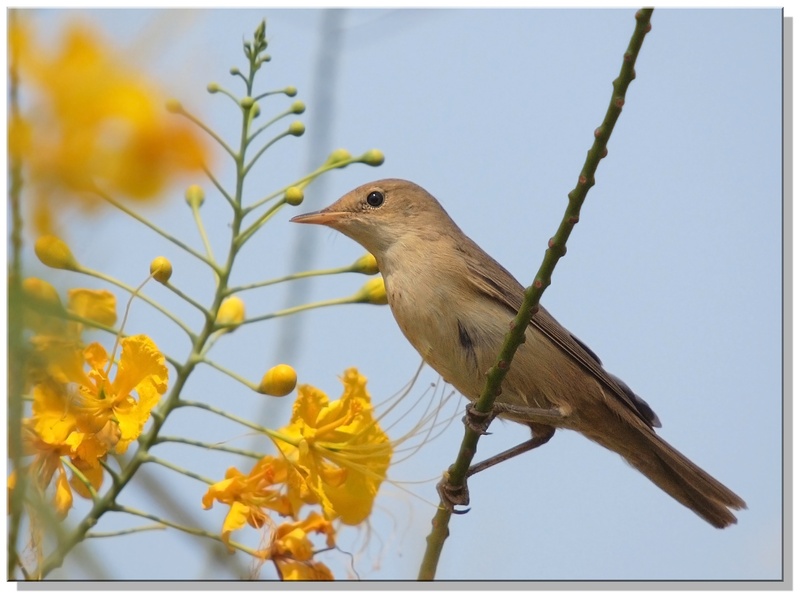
[7, 8, 29, 578]
[35, 23, 269, 579]
[417, 8, 654, 581]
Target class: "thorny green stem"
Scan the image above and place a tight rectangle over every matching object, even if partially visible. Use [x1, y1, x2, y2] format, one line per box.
[418, 7, 655, 581]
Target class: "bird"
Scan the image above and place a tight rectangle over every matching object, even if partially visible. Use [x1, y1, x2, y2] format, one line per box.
[291, 178, 746, 528]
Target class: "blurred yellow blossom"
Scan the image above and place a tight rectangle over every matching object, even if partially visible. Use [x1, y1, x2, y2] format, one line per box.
[9, 18, 211, 234]
[25, 288, 117, 387]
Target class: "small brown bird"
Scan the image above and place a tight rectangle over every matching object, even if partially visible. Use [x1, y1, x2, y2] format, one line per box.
[292, 178, 746, 528]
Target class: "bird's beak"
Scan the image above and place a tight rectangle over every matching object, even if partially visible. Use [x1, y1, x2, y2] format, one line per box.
[290, 209, 343, 226]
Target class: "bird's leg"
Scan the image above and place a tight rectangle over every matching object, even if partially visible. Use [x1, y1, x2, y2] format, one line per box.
[468, 424, 555, 477]
[463, 402, 565, 435]
[438, 423, 556, 513]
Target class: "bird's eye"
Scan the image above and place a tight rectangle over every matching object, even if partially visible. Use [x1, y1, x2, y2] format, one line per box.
[366, 190, 384, 208]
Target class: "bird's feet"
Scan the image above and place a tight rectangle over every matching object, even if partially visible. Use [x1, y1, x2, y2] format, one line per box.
[462, 403, 498, 435]
[437, 473, 471, 514]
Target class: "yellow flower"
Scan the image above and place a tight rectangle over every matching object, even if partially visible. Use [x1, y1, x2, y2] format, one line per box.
[202, 456, 295, 548]
[16, 334, 167, 516]
[9, 19, 211, 235]
[32, 335, 167, 457]
[268, 512, 336, 581]
[272, 368, 392, 525]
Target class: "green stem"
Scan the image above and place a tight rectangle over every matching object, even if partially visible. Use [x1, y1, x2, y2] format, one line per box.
[86, 524, 166, 539]
[94, 187, 219, 272]
[154, 435, 267, 461]
[36, 24, 269, 579]
[114, 504, 262, 558]
[240, 295, 356, 326]
[163, 280, 212, 318]
[7, 8, 28, 576]
[178, 107, 237, 159]
[79, 266, 196, 340]
[200, 357, 259, 391]
[418, 7, 655, 581]
[191, 201, 216, 264]
[243, 130, 292, 177]
[143, 454, 216, 485]
[246, 107, 295, 148]
[203, 165, 236, 209]
[228, 263, 358, 294]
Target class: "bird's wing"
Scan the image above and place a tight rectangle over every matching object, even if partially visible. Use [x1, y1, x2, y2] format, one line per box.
[462, 246, 661, 429]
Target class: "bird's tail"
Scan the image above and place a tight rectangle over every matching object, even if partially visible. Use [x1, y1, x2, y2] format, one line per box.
[584, 411, 746, 528]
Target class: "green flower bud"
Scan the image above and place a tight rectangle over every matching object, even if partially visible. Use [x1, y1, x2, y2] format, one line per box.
[285, 86, 298, 97]
[207, 82, 221, 93]
[290, 100, 306, 114]
[288, 121, 305, 136]
[352, 253, 379, 275]
[362, 149, 385, 167]
[354, 277, 388, 305]
[185, 184, 205, 208]
[165, 99, 183, 113]
[284, 187, 304, 206]
[327, 148, 352, 167]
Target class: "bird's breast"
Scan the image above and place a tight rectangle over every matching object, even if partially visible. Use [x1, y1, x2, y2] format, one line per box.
[383, 265, 510, 400]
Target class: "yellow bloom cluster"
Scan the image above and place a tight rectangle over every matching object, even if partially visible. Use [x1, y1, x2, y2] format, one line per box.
[10, 281, 168, 517]
[9, 18, 210, 234]
[203, 368, 392, 579]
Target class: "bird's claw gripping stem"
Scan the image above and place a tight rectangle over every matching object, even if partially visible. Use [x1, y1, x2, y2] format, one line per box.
[437, 474, 471, 514]
[463, 403, 497, 435]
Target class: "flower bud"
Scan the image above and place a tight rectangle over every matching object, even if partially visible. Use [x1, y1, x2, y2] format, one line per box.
[284, 186, 304, 207]
[22, 277, 62, 309]
[327, 148, 352, 167]
[207, 82, 221, 93]
[355, 277, 388, 305]
[240, 96, 255, 109]
[361, 149, 385, 167]
[290, 100, 306, 114]
[150, 257, 173, 284]
[285, 86, 298, 97]
[288, 121, 305, 137]
[216, 296, 245, 331]
[165, 99, 183, 113]
[185, 184, 205, 208]
[352, 253, 379, 275]
[258, 364, 298, 397]
[34, 235, 78, 271]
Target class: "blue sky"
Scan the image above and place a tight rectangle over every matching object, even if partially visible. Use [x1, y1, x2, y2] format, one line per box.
[12, 7, 783, 583]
